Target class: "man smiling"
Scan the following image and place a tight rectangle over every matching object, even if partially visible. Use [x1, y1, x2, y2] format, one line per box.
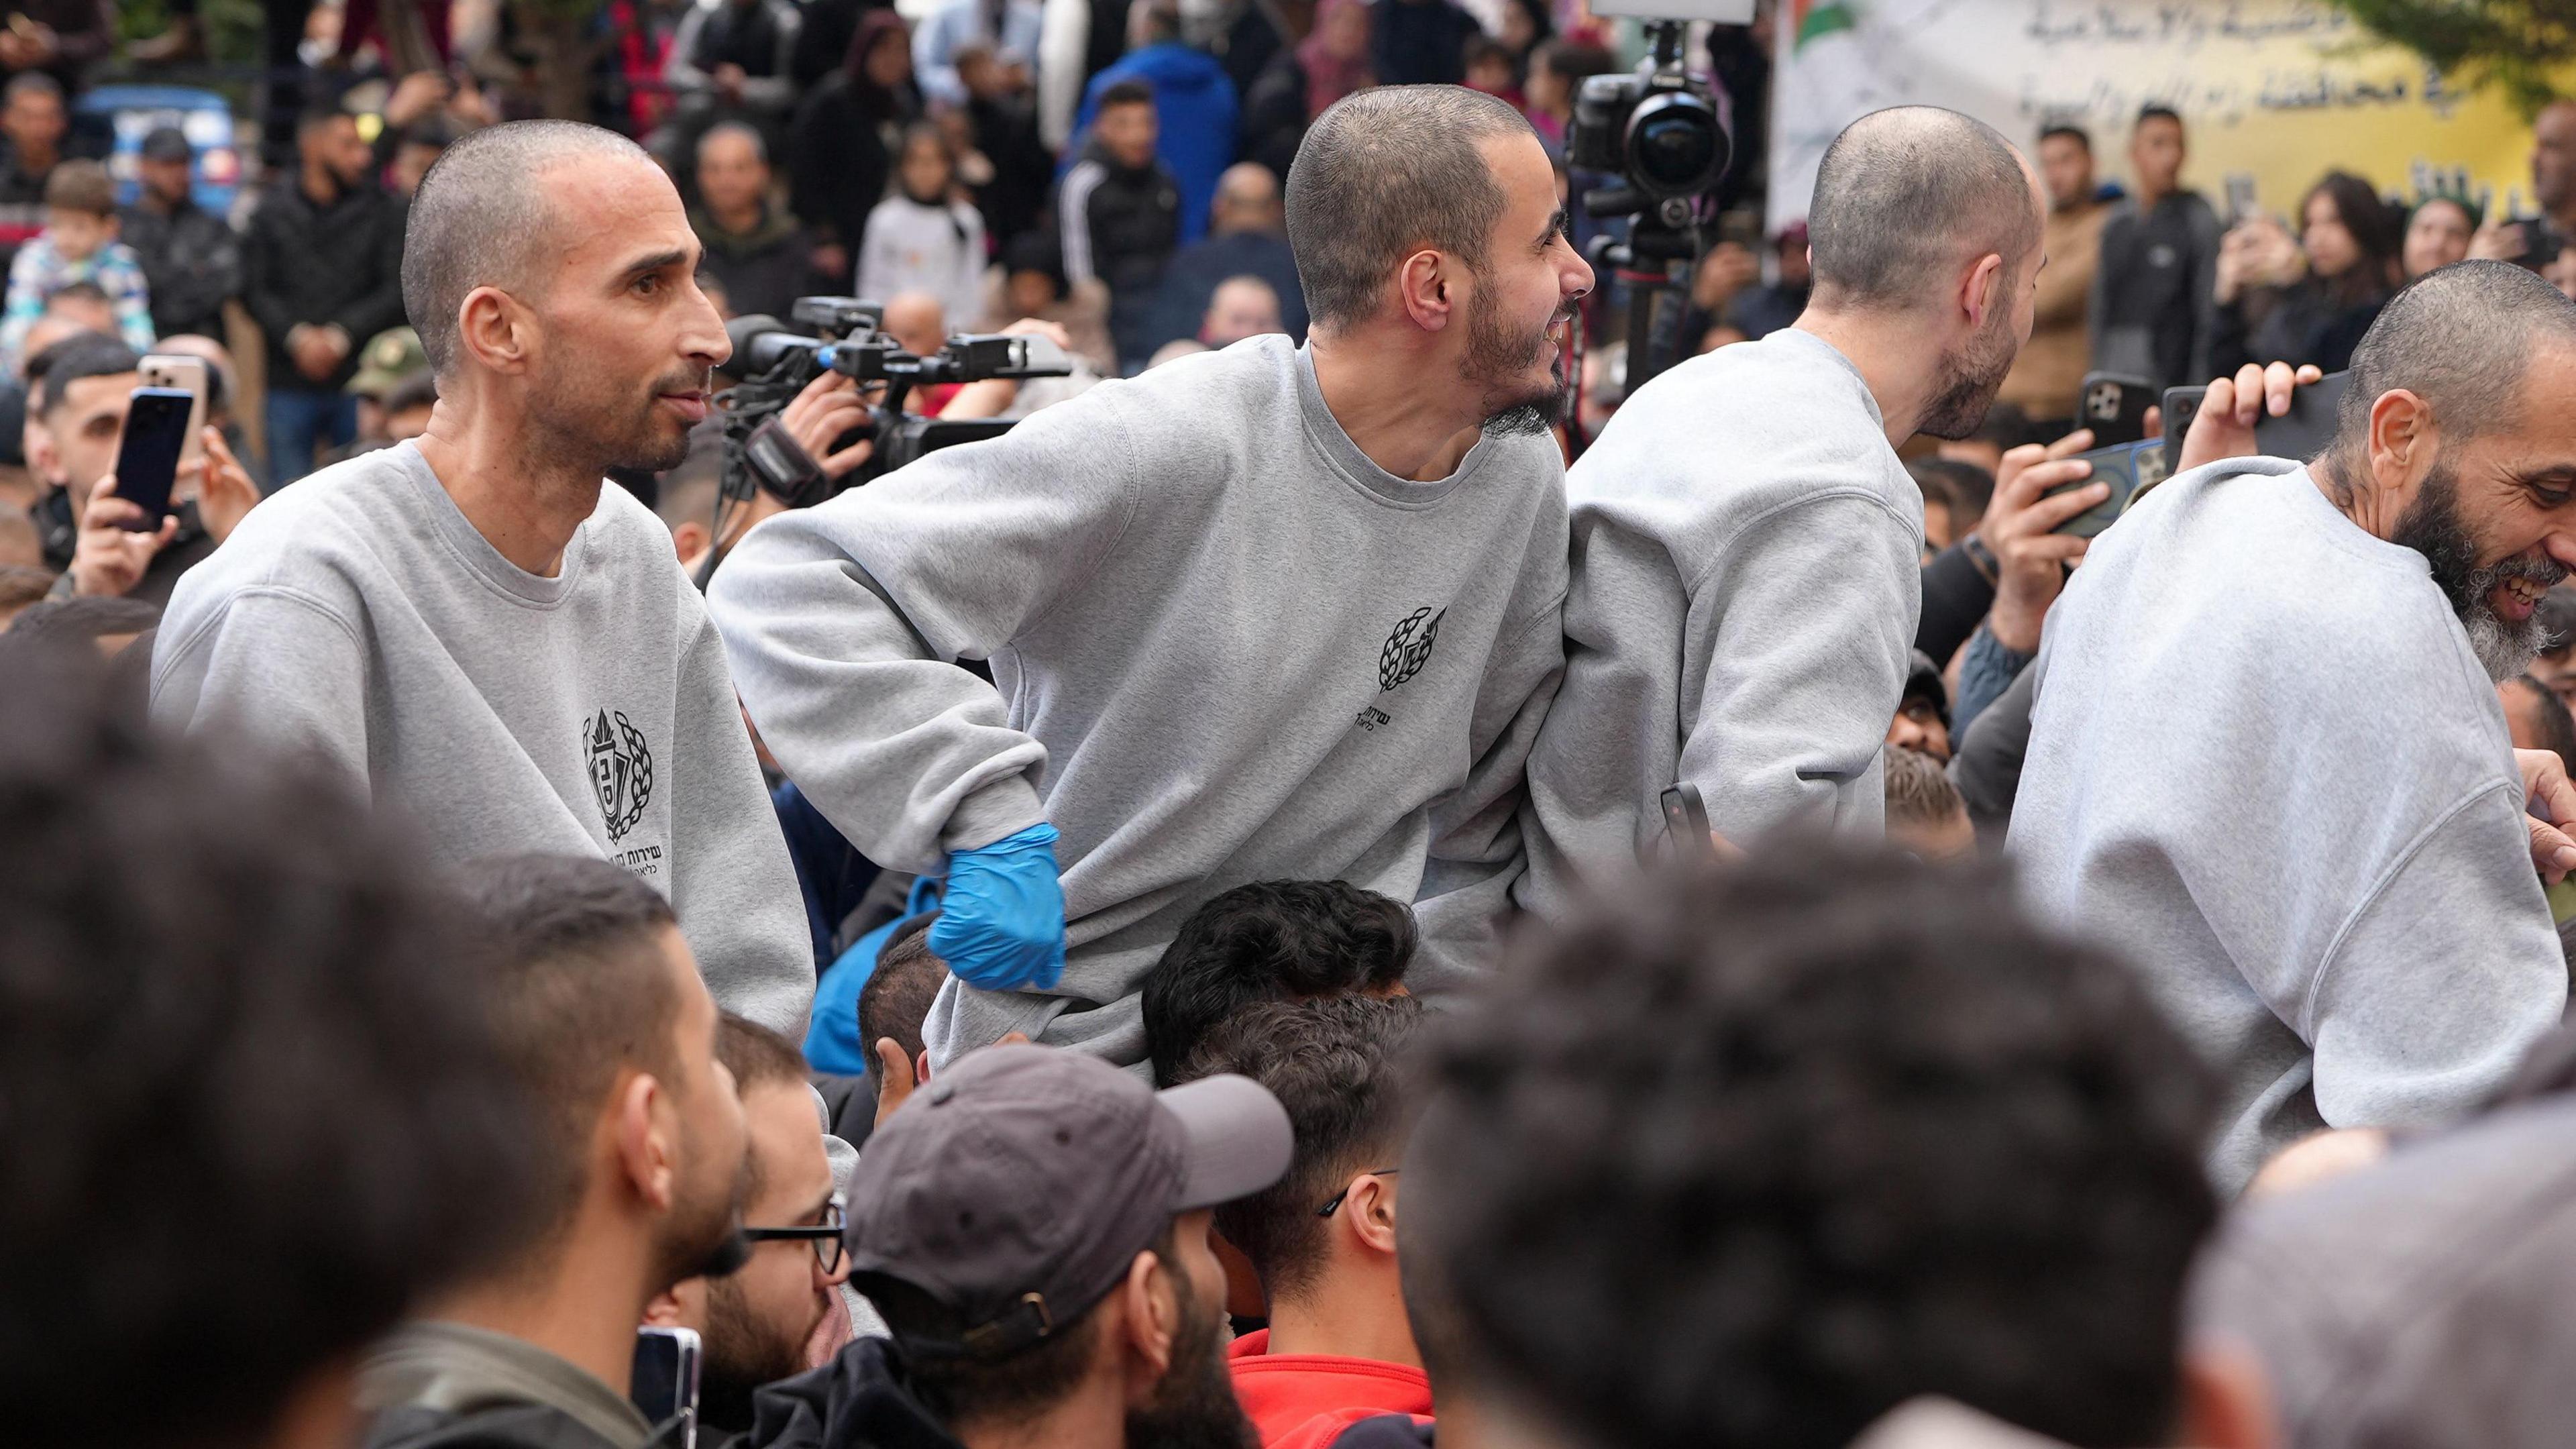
[152, 121, 811, 1034]
[2012, 261, 2576, 1192]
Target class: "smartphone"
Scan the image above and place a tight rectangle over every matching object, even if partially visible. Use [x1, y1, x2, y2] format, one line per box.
[2049, 439, 2170, 537]
[138, 354, 210, 472]
[2076, 371, 2159, 445]
[109, 387, 196, 532]
[2156, 370, 2353, 480]
[1660, 783, 1713, 861]
[630, 1326, 700, 1447]
[2224, 173, 2258, 223]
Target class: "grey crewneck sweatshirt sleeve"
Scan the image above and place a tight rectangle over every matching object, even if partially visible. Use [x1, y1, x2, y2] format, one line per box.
[1682, 488, 1919, 838]
[152, 584, 374, 791]
[706, 390, 1144, 873]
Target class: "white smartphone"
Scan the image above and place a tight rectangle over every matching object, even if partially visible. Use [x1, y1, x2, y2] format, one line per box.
[138, 353, 210, 474]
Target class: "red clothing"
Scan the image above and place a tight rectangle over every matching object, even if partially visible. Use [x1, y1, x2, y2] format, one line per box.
[1228, 1329, 1434, 1449]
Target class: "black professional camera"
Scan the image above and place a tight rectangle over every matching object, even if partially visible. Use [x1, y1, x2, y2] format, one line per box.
[690, 296, 1073, 587]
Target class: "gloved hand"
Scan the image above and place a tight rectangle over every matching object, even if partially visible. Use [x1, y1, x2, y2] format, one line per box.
[928, 822, 1067, 991]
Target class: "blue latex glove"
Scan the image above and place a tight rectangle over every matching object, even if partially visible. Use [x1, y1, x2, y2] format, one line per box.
[928, 822, 1067, 991]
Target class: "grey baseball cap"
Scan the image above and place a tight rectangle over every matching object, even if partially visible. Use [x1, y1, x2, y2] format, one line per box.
[845, 1044, 1291, 1360]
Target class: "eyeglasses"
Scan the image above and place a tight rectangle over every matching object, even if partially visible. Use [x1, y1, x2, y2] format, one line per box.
[1315, 1169, 1400, 1218]
[742, 1195, 846, 1274]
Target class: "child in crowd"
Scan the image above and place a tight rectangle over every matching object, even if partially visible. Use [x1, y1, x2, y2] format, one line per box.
[0, 161, 155, 375]
[856, 123, 989, 337]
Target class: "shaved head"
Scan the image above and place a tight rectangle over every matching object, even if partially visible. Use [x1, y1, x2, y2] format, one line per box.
[403, 120, 657, 378]
[1808, 106, 2042, 312]
[2336, 261, 2576, 469]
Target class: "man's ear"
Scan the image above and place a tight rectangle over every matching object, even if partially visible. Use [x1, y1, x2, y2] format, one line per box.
[641, 1288, 686, 1327]
[1346, 1174, 1401, 1258]
[2368, 388, 2432, 480]
[2178, 1336, 2278, 1449]
[455, 285, 533, 375]
[1962, 252, 2005, 328]
[1395, 248, 1457, 335]
[670, 520, 710, 564]
[612, 1069, 678, 1212]
[1116, 1246, 1183, 1397]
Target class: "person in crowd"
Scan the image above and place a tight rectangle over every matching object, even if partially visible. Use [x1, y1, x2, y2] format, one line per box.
[1521, 107, 2049, 910]
[2011, 262, 2576, 1193]
[1520, 40, 1613, 151]
[375, 369, 438, 447]
[790, 10, 920, 284]
[2471, 99, 2576, 269]
[1075, 0, 1238, 246]
[953, 40, 1053, 251]
[1371, 0, 1478, 87]
[2212, 170, 2402, 377]
[1239, 0, 1368, 178]
[0, 160, 152, 374]
[1401, 846, 2259, 1449]
[1059, 78, 1182, 373]
[692, 123, 831, 325]
[155, 121, 814, 1034]
[0, 667, 545, 1449]
[1907, 455, 1991, 558]
[1200, 274, 1284, 347]
[747, 1044, 1291, 1449]
[2192, 1092, 2576, 1449]
[35, 335, 219, 605]
[1882, 740, 1974, 862]
[0, 70, 62, 270]
[1998, 123, 2107, 432]
[985, 227, 1117, 372]
[1147, 160, 1309, 354]
[2404, 193, 2478, 279]
[1725, 219, 1811, 340]
[855, 912, 949, 1106]
[1141, 877, 1416, 1086]
[120, 125, 237, 343]
[857, 123, 989, 338]
[1887, 649, 1952, 764]
[665, 0, 804, 135]
[0, 559, 48, 622]
[1495, 0, 1552, 72]
[242, 105, 408, 484]
[2091, 105, 2220, 392]
[709, 87, 1588, 1069]
[1935, 398, 2029, 475]
[2531, 584, 2576, 710]
[362, 855, 752, 1449]
[1464, 37, 1521, 106]
[2502, 672, 2576, 782]
[1179, 997, 1432, 1448]
[0, 0, 108, 92]
[647, 1014, 853, 1442]
[914, 0, 1041, 109]
[387, 119, 460, 199]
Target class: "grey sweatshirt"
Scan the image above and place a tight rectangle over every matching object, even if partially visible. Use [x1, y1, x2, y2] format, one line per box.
[1518, 326, 1922, 912]
[2010, 457, 2566, 1193]
[706, 335, 1567, 1069]
[150, 443, 812, 1035]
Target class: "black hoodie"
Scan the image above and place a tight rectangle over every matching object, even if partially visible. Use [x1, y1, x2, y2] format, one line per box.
[741, 1338, 966, 1449]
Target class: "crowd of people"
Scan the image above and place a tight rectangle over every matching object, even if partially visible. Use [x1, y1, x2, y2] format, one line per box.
[16, 4, 2576, 1449]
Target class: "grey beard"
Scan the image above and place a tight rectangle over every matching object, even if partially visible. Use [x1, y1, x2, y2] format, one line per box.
[2391, 461, 2565, 682]
[2459, 557, 2557, 683]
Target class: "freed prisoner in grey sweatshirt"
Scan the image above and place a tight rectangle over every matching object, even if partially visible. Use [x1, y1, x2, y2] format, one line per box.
[2010, 457, 2566, 1193]
[706, 335, 1566, 1070]
[1518, 327, 1921, 912]
[150, 443, 812, 1035]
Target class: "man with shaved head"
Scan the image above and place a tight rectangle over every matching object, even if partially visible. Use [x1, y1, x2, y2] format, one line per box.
[1522, 105, 2049, 908]
[152, 120, 813, 1035]
[2012, 260, 2576, 1193]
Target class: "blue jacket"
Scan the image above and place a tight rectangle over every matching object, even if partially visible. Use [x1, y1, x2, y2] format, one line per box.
[1073, 44, 1239, 245]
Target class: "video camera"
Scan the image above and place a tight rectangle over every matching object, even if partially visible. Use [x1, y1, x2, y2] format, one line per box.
[1566, 16, 1732, 398]
[692, 296, 1072, 587]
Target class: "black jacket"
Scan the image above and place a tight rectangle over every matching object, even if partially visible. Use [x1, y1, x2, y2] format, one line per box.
[240, 179, 409, 392]
[120, 197, 240, 341]
[1059, 144, 1179, 367]
[367, 1403, 682, 1449]
[2210, 276, 2387, 378]
[692, 207, 833, 325]
[743, 1338, 965, 1449]
[789, 76, 914, 252]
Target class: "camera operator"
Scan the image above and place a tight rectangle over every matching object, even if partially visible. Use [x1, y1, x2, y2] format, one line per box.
[709, 84, 1589, 1072]
[1521, 105, 2049, 906]
[153, 120, 814, 1036]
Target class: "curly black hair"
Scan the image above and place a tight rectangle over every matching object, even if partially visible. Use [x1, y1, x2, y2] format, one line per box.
[0, 666, 547, 1449]
[1401, 845, 2218, 1449]
[1140, 878, 1415, 1087]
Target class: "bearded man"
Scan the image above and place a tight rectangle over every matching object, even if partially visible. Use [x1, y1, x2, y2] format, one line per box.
[707, 85, 1591, 1073]
[1519, 106, 2051, 910]
[152, 121, 812, 1035]
[2010, 260, 2576, 1193]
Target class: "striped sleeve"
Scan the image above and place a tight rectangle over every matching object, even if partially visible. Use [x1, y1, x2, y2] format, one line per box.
[1058, 160, 1106, 287]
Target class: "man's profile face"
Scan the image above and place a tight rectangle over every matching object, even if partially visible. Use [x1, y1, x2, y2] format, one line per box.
[53, 371, 138, 521]
[1098, 100, 1159, 171]
[309, 116, 373, 189]
[1915, 164, 2045, 441]
[2129, 116, 2184, 195]
[696, 131, 769, 220]
[1460, 131, 1593, 435]
[139, 154, 191, 206]
[2384, 347, 2576, 680]
[2037, 133, 2092, 213]
[520, 155, 729, 474]
[702, 1080, 844, 1395]
[2535, 104, 2576, 218]
[650, 926, 752, 1291]
[3, 91, 62, 154]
